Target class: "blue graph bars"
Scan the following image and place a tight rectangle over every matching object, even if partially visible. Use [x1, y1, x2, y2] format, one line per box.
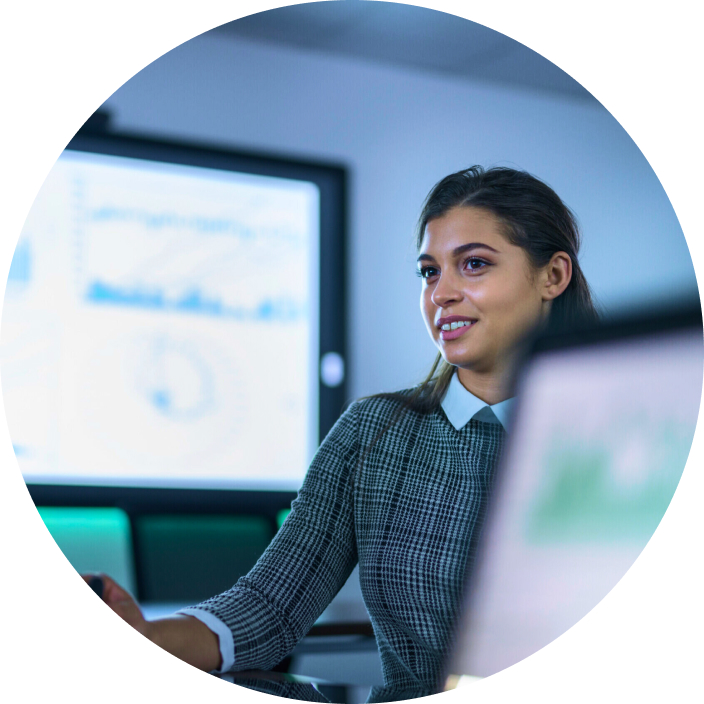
[85, 280, 305, 321]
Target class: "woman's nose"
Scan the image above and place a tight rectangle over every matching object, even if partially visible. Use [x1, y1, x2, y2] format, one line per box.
[431, 273, 463, 307]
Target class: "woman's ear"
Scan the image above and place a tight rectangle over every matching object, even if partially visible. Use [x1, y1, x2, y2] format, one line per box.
[542, 251, 572, 301]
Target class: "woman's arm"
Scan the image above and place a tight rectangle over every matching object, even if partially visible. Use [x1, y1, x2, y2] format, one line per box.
[84, 400, 362, 672]
[183, 400, 362, 671]
[143, 616, 221, 671]
[83, 573, 221, 672]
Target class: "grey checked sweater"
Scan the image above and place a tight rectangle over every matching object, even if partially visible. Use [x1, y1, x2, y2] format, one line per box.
[189, 392, 506, 701]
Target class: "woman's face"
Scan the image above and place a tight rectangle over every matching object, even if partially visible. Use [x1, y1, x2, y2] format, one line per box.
[418, 206, 551, 378]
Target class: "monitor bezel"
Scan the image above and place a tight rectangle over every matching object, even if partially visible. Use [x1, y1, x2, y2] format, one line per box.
[25, 125, 348, 519]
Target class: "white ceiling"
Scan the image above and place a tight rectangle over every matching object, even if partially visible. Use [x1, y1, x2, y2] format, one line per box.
[212, 2, 594, 101]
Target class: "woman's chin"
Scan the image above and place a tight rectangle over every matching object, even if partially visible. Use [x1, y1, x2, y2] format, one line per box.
[440, 348, 477, 369]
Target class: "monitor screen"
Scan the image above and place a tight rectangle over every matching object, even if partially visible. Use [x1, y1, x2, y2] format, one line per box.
[2, 136, 343, 492]
[447, 313, 703, 678]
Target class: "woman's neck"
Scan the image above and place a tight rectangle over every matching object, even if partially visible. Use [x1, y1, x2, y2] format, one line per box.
[456, 365, 512, 406]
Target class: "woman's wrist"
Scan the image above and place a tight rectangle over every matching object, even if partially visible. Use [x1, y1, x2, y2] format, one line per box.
[141, 616, 184, 652]
[140, 618, 159, 644]
[140, 615, 222, 671]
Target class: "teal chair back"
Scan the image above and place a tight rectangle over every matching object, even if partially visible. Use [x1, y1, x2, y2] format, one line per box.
[38, 506, 137, 595]
[133, 514, 274, 604]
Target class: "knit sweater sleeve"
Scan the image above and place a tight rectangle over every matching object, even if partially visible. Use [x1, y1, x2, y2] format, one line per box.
[183, 400, 361, 671]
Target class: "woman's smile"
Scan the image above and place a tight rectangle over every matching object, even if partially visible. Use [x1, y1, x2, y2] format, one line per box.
[437, 316, 478, 340]
[419, 205, 551, 383]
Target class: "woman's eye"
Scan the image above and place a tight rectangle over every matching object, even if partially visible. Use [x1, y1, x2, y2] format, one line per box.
[465, 257, 488, 272]
[417, 266, 439, 279]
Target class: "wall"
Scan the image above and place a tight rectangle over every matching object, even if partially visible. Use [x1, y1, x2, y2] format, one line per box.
[102, 29, 697, 399]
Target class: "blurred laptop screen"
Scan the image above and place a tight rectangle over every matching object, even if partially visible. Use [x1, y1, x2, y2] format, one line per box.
[447, 317, 703, 678]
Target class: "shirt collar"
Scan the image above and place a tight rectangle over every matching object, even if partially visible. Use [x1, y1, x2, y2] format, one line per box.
[440, 370, 515, 431]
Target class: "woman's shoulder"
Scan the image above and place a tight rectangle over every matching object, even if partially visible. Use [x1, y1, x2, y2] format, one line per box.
[346, 387, 432, 429]
[349, 386, 415, 410]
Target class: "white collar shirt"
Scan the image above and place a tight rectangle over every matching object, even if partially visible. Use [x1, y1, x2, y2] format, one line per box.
[440, 370, 515, 431]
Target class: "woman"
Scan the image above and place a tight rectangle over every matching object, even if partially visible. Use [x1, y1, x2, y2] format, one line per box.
[86, 166, 598, 701]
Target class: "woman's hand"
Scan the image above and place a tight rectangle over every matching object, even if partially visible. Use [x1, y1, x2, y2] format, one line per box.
[81, 572, 222, 672]
[82, 573, 149, 636]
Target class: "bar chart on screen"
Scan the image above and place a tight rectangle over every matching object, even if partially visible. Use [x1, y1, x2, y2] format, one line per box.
[1, 148, 321, 489]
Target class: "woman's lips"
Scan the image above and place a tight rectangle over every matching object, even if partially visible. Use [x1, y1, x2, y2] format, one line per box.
[439, 320, 477, 341]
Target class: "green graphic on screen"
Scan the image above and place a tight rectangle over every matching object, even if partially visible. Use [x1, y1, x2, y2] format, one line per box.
[525, 413, 695, 544]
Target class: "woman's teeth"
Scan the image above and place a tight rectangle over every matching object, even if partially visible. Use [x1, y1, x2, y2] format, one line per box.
[441, 320, 474, 331]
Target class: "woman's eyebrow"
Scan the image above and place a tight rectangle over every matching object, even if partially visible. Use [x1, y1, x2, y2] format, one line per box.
[417, 242, 500, 263]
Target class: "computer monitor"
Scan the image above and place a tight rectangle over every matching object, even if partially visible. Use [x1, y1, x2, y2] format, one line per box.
[445, 301, 703, 680]
[3, 126, 346, 514]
